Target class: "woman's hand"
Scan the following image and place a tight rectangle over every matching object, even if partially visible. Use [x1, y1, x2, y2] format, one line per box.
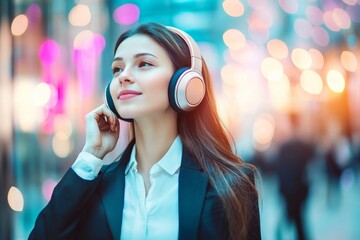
[82, 104, 120, 159]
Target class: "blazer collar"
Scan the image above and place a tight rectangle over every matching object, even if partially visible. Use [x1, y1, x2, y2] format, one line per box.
[98, 140, 208, 240]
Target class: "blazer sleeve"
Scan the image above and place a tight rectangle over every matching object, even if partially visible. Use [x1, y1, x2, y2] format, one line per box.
[28, 168, 102, 240]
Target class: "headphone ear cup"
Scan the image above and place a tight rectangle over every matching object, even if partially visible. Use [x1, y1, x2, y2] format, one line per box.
[168, 67, 205, 112]
[105, 83, 133, 122]
[168, 68, 188, 112]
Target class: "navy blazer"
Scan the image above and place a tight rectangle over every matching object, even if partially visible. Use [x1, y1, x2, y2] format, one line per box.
[29, 140, 261, 240]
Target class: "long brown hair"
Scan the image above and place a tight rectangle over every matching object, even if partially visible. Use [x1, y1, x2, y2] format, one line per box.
[115, 22, 259, 239]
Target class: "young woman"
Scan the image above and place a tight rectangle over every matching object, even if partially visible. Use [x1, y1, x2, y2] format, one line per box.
[29, 22, 261, 240]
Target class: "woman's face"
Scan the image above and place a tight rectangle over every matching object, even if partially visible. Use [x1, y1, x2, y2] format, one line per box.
[110, 34, 175, 120]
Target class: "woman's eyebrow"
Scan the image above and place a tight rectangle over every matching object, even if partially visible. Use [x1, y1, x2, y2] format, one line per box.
[113, 57, 123, 62]
[134, 53, 157, 59]
[113, 53, 157, 62]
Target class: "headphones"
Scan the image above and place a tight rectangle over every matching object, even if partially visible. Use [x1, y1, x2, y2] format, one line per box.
[105, 26, 205, 122]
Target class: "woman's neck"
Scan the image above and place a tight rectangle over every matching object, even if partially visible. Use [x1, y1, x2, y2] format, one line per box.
[133, 113, 178, 175]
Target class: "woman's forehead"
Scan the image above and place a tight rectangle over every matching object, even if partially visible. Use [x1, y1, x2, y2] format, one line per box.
[114, 34, 164, 57]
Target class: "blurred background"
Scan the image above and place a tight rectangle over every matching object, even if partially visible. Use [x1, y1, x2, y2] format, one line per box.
[1, 0, 360, 239]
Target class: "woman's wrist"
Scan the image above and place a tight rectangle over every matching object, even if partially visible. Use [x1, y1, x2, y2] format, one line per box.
[82, 145, 105, 159]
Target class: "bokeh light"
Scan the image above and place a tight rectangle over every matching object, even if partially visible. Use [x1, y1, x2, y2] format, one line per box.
[332, 8, 351, 30]
[323, 10, 341, 32]
[46, 84, 58, 108]
[221, 64, 244, 87]
[306, 6, 323, 26]
[247, 0, 267, 10]
[278, 0, 298, 14]
[54, 114, 73, 138]
[223, 29, 246, 50]
[248, 8, 273, 32]
[73, 30, 94, 50]
[308, 48, 324, 69]
[42, 179, 57, 201]
[341, 51, 358, 72]
[300, 70, 323, 95]
[68, 4, 91, 27]
[268, 75, 291, 111]
[327, 70, 345, 93]
[92, 33, 106, 56]
[228, 41, 261, 65]
[7, 186, 24, 212]
[312, 26, 330, 47]
[294, 18, 313, 39]
[253, 114, 276, 151]
[343, 0, 358, 6]
[11, 14, 28, 36]
[222, 0, 245, 17]
[291, 48, 312, 70]
[266, 39, 288, 59]
[13, 78, 44, 132]
[33, 83, 51, 106]
[113, 4, 140, 25]
[52, 131, 72, 158]
[26, 3, 42, 26]
[261, 57, 284, 81]
[39, 39, 60, 65]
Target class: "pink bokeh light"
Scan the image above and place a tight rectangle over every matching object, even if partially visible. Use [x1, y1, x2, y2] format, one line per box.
[39, 39, 60, 65]
[93, 33, 106, 56]
[26, 3, 42, 27]
[41, 178, 58, 201]
[113, 4, 140, 25]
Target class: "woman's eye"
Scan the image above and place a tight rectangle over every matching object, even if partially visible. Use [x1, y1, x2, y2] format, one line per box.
[112, 67, 123, 75]
[139, 62, 153, 68]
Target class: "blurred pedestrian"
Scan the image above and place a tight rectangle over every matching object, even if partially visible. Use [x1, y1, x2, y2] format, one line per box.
[276, 113, 315, 240]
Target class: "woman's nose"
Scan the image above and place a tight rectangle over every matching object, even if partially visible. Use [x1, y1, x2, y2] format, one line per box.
[118, 68, 134, 85]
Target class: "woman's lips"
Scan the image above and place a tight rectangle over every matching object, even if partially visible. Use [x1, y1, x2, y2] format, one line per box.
[118, 90, 142, 100]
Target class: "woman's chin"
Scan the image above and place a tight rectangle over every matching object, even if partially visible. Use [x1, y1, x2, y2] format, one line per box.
[118, 110, 140, 120]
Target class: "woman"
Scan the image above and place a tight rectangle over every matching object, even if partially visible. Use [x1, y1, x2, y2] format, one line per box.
[29, 22, 261, 240]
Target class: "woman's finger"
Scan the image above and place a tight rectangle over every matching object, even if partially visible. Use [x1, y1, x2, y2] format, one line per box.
[91, 104, 119, 132]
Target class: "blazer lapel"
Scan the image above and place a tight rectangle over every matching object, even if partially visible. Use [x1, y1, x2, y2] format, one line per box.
[178, 149, 208, 240]
[98, 140, 135, 240]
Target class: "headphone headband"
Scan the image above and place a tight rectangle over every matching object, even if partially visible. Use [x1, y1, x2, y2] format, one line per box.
[166, 26, 203, 74]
